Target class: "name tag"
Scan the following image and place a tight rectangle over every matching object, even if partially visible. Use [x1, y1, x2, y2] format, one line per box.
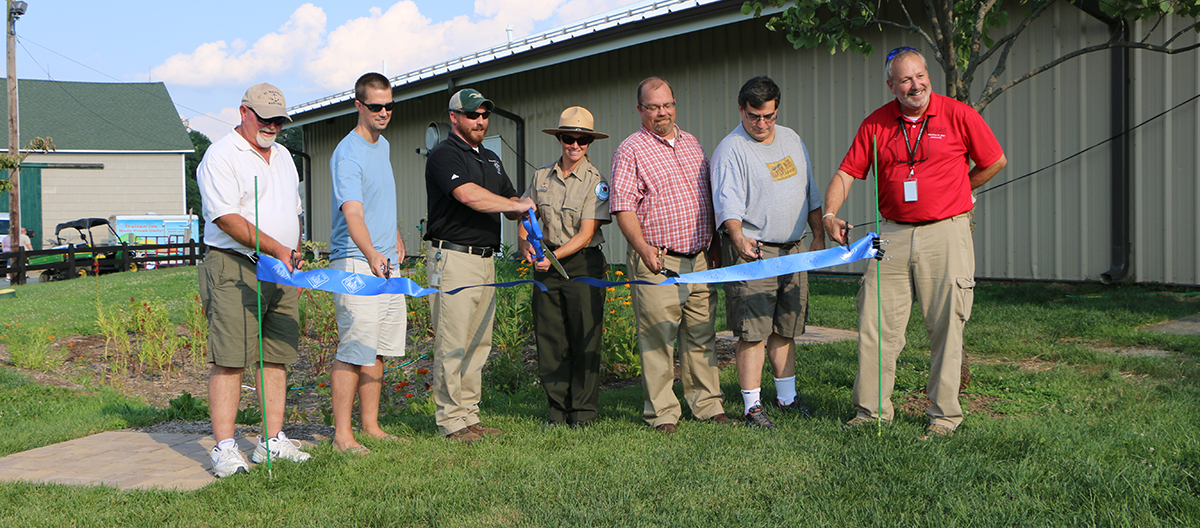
[767, 157, 798, 182]
[903, 180, 918, 202]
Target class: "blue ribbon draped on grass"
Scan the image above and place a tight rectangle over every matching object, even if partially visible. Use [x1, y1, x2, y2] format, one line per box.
[571, 233, 880, 289]
[255, 233, 879, 296]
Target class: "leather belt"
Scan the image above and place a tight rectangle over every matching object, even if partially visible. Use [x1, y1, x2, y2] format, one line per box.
[432, 239, 496, 258]
[891, 219, 940, 227]
[760, 240, 799, 250]
[664, 249, 701, 259]
[208, 246, 258, 263]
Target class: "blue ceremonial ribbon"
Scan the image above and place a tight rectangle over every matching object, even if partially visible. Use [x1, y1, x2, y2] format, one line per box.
[571, 233, 880, 289]
[256, 233, 878, 296]
[255, 255, 548, 296]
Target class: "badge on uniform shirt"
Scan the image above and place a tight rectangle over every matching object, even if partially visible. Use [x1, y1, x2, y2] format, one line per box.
[538, 181, 550, 193]
[767, 157, 798, 181]
[595, 181, 610, 201]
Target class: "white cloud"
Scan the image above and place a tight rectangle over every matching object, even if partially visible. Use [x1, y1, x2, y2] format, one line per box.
[151, 4, 326, 86]
[187, 107, 242, 143]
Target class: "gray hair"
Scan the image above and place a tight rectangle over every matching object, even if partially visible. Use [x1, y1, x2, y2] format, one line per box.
[884, 48, 927, 82]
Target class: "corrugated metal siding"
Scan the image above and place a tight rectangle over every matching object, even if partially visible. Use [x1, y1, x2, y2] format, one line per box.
[1131, 16, 1199, 285]
[300, 3, 1198, 284]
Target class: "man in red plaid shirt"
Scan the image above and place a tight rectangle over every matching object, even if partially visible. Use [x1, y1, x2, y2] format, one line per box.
[610, 77, 730, 433]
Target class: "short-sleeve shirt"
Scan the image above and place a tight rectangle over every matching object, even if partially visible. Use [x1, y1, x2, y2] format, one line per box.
[711, 123, 822, 244]
[330, 131, 398, 263]
[522, 156, 611, 248]
[424, 133, 517, 248]
[198, 128, 303, 253]
[609, 125, 713, 254]
[838, 93, 1004, 223]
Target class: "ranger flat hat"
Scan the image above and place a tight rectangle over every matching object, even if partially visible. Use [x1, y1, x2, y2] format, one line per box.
[542, 106, 608, 139]
[241, 82, 292, 122]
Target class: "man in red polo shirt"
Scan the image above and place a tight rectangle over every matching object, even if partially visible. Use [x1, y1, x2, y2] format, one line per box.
[822, 48, 1007, 439]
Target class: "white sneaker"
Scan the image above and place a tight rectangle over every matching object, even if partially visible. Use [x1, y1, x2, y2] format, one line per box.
[210, 445, 249, 478]
[252, 435, 312, 464]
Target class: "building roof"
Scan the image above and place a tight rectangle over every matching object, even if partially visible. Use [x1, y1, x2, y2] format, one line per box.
[0, 79, 193, 152]
[288, 0, 737, 124]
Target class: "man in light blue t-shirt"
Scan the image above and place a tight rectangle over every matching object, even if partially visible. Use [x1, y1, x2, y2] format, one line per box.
[711, 76, 826, 429]
[329, 72, 409, 454]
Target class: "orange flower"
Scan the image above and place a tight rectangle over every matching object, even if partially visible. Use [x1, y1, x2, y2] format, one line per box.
[609, 310, 615, 314]
[397, 381, 410, 388]
[614, 270, 624, 276]
[622, 301, 631, 305]
[405, 393, 415, 398]
[416, 368, 429, 375]
[393, 383, 403, 391]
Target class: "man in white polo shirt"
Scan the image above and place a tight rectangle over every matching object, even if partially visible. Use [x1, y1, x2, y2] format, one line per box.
[197, 82, 310, 477]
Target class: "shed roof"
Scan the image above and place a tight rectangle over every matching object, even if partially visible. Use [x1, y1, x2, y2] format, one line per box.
[0, 79, 193, 152]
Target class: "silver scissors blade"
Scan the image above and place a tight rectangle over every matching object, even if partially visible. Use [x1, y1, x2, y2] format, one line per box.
[541, 243, 570, 279]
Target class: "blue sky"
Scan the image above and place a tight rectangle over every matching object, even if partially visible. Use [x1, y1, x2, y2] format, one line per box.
[14, 0, 642, 140]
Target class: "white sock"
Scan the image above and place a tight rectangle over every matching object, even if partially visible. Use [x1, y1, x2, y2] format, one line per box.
[741, 388, 762, 415]
[274, 431, 288, 441]
[775, 376, 797, 405]
[216, 438, 236, 451]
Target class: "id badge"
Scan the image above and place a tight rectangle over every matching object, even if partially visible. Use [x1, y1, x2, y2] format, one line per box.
[903, 179, 918, 202]
[427, 250, 444, 288]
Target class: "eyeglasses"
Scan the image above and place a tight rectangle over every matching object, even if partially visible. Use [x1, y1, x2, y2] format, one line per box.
[639, 101, 676, 112]
[886, 46, 918, 63]
[455, 110, 491, 120]
[557, 134, 594, 146]
[744, 111, 776, 124]
[358, 100, 395, 113]
[249, 108, 288, 128]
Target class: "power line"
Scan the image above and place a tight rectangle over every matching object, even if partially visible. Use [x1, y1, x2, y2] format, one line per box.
[17, 36, 235, 129]
[848, 91, 1200, 227]
[17, 40, 194, 149]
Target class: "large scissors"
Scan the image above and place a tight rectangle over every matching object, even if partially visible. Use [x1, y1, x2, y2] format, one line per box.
[522, 214, 570, 279]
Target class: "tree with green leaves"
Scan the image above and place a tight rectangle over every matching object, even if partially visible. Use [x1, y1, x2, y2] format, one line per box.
[184, 129, 210, 217]
[743, 0, 1200, 111]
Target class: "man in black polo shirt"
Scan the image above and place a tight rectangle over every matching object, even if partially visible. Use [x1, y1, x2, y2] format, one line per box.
[424, 88, 535, 443]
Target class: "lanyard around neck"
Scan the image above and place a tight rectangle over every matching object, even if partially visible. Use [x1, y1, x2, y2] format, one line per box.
[898, 116, 929, 171]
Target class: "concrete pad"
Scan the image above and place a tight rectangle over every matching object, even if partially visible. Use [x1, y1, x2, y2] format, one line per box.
[1140, 314, 1200, 336]
[0, 431, 258, 491]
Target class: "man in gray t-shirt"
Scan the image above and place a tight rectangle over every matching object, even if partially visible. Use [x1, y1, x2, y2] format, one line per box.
[711, 76, 825, 428]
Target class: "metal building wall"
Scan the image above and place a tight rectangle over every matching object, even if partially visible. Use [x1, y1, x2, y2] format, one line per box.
[299, 3, 1197, 284]
[1130, 16, 1199, 285]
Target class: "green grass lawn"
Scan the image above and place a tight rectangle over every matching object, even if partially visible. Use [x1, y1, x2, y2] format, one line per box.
[1, 271, 1199, 526]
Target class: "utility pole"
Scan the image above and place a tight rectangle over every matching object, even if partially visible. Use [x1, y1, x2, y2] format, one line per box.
[7, 1, 26, 258]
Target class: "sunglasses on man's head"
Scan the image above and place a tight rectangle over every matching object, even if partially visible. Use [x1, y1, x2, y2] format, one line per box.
[557, 134, 593, 146]
[249, 108, 288, 128]
[456, 110, 491, 120]
[886, 46, 918, 62]
[358, 100, 395, 113]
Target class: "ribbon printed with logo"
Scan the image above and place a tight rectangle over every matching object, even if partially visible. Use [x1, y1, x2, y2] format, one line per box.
[255, 233, 880, 296]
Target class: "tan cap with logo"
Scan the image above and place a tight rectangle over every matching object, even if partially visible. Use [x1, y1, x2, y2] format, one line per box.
[241, 83, 292, 122]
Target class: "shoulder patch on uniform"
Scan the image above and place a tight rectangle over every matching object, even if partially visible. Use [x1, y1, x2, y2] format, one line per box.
[595, 181, 610, 201]
[451, 174, 460, 180]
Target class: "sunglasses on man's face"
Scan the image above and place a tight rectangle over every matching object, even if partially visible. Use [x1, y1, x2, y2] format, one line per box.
[456, 110, 491, 120]
[558, 134, 593, 146]
[886, 46, 918, 62]
[359, 100, 395, 113]
[250, 108, 288, 128]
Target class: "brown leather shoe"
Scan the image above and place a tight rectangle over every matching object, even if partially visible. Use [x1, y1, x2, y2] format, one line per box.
[655, 423, 678, 434]
[467, 423, 503, 436]
[705, 413, 732, 424]
[445, 428, 483, 444]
